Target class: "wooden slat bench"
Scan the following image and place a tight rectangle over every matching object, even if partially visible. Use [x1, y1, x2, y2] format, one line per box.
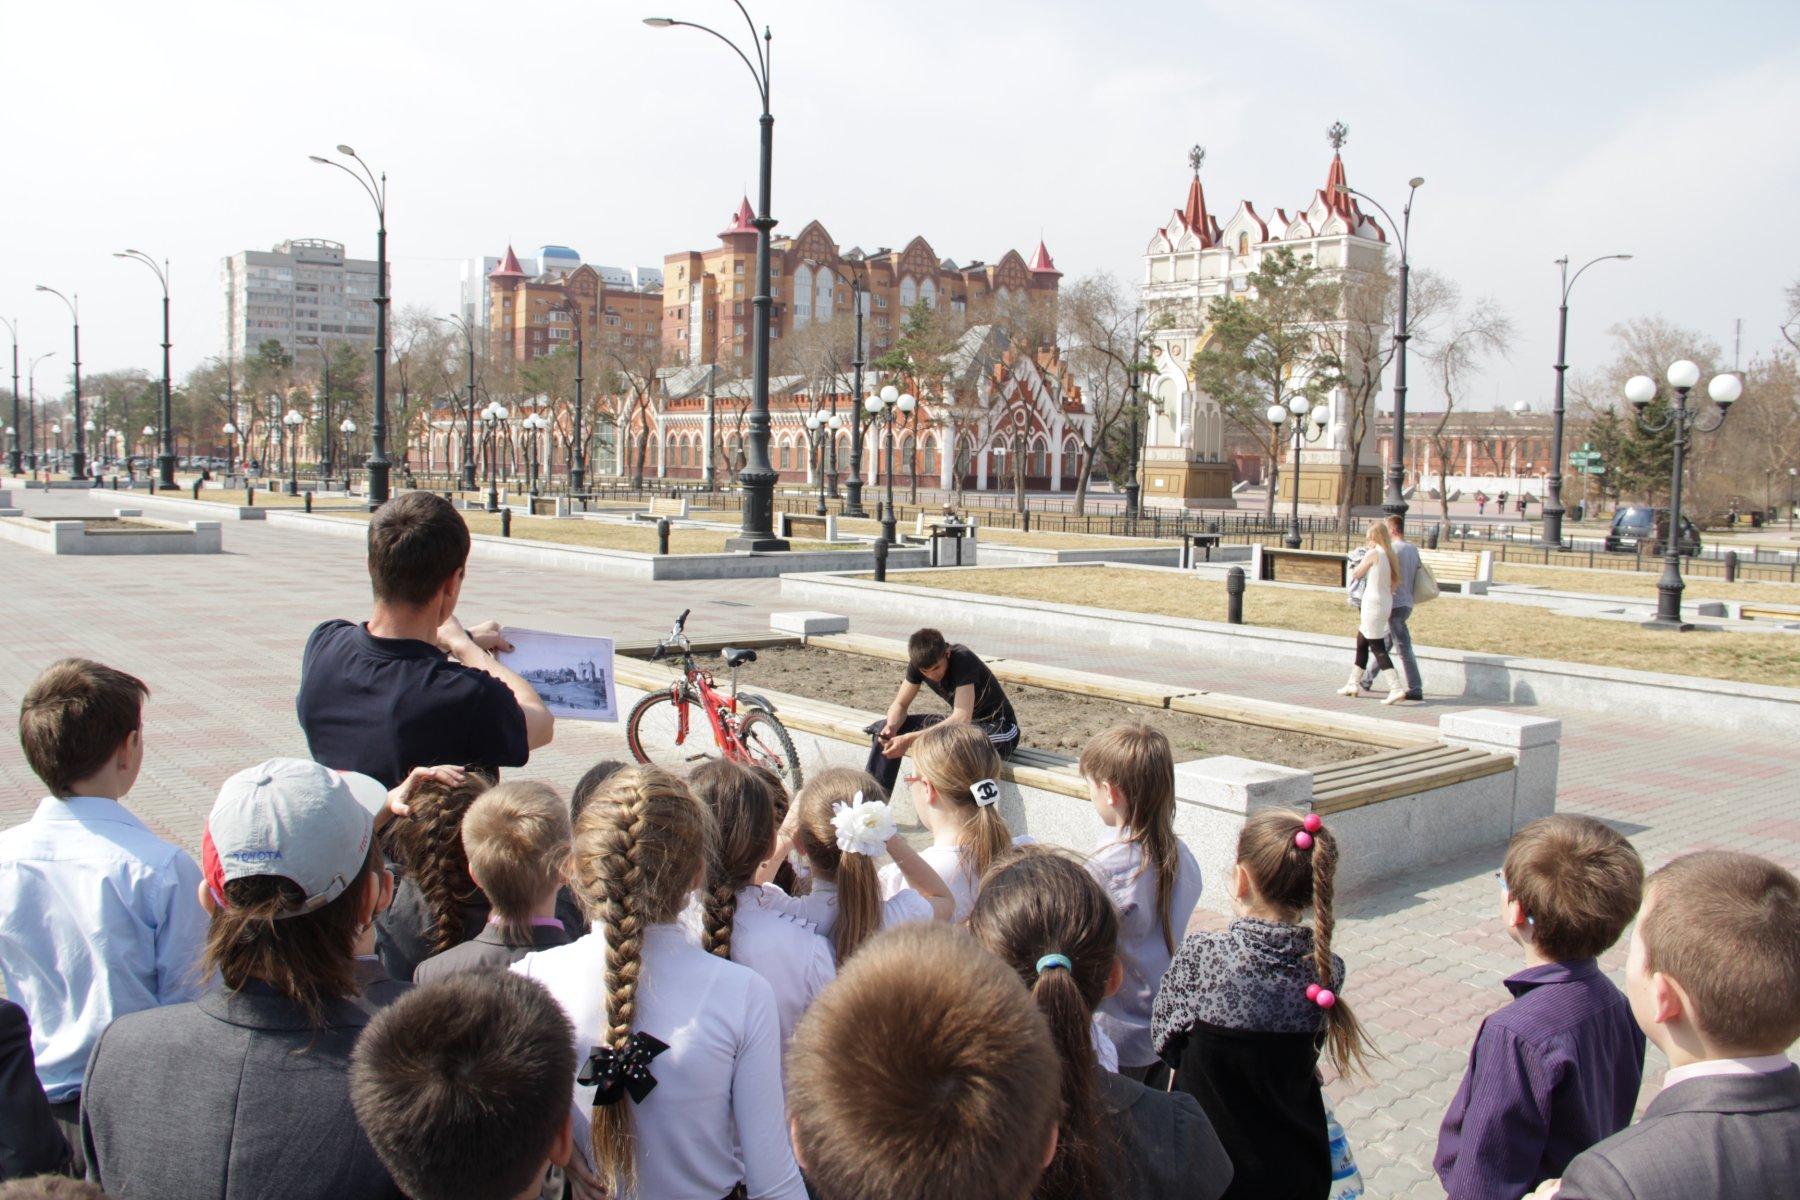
[1418, 548, 1493, 594]
[778, 513, 835, 540]
[1309, 743, 1512, 814]
[1167, 692, 1429, 749]
[983, 660, 1196, 709]
[631, 496, 690, 522]
[1739, 604, 1800, 623]
[1260, 548, 1348, 587]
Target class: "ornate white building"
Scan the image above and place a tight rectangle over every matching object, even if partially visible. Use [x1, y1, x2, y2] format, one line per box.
[1140, 125, 1390, 509]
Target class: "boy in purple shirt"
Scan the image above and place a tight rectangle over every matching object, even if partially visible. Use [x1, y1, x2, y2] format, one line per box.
[1435, 816, 1646, 1200]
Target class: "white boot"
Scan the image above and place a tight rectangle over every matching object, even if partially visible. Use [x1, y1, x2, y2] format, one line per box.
[1337, 670, 1364, 697]
[1378, 670, 1408, 705]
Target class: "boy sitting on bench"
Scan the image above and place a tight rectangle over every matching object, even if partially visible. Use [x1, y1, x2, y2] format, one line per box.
[866, 628, 1020, 792]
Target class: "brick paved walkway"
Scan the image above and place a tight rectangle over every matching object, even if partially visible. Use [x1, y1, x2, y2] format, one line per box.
[3, 491, 1795, 1199]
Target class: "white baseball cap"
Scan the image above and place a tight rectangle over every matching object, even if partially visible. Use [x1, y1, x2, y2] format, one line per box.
[202, 758, 389, 917]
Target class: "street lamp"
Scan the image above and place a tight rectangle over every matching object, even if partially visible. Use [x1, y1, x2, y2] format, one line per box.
[282, 408, 304, 495]
[1626, 361, 1740, 630]
[310, 145, 391, 505]
[433, 314, 480, 493]
[222, 422, 238, 478]
[806, 409, 841, 516]
[482, 401, 508, 512]
[1, 317, 18, 475]
[803, 256, 868, 510]
[114, 250, 176, 490]
[34, 286, 83, 479]
[340, 416, 357, 477]
[140, 425, 156, 483]
[53, 424, 63, 467]
[26, 352, 53, 471]
[84, 419, 95, 477]
[1270, 396, 1330, 548]
[1335, 176, 1424, 516]
[646, 2, 786, 550]
[864, 386, 916, 541]
[523, 411, 549, 495]
[1543, 253, 1632, 546]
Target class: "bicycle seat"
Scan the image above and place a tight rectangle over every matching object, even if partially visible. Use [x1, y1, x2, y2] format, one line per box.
[721, 647, 758, 668]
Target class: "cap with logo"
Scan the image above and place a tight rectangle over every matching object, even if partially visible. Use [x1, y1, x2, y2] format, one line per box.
[202, 758, 389, 918]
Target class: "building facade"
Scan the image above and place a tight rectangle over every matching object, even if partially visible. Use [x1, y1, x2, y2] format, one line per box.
[661, 197, 1062, 367]
[460, 244, 661, 332]
[221, 238, 382, 361]
[1139, 127, 1390, 510]
[484, 245, 663, 361]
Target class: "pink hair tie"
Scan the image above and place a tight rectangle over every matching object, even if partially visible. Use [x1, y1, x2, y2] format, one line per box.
[1294, 813, 1325, 849]
[1304, 983, 1337, 1009]
[1303, 814, 1324, 833]
[1294, 831, 1313, 850]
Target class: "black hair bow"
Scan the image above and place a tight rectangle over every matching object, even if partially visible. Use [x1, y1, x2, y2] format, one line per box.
[578, 1032, 670, 1107]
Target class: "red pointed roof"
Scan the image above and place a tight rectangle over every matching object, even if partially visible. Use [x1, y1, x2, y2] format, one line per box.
[1182, 173, 1211, 243]
[488, 245, 525, 279]
[1028, 240, 1060, 275]
[1323, 153, 1352, 219]
[719, 196, 756, 239]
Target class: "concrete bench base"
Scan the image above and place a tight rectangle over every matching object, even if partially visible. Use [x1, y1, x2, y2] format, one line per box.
[0, 512, 222, 555]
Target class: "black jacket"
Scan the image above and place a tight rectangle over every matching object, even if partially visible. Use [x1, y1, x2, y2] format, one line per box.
[0, 1000, 70, 1180]
[1163, 1020, 1328, 1200]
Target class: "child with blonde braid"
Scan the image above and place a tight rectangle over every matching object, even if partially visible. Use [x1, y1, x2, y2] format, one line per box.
[512, 765, 804, 1199]
[685, 760, 835, 1056]
[1151, 809, 1373, 1200]
[969, 847, 1234, 1200]
[1080, 724, 1204, 1082]
[883, 722, 1029, 922]
[767, 767, 954, 964]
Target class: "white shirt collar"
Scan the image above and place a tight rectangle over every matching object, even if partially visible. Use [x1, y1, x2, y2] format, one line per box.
[1663, 1054, 1796, 1088]
[35, 794, 148, 830]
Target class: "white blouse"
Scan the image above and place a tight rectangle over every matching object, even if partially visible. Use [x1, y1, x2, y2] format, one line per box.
[514, 924, 806, 1200]
[678, 884, 836, 1057]
[1087, 829, 1204, 1070]
[878, 835, 1037, 924]
[763, 876, 933, 948]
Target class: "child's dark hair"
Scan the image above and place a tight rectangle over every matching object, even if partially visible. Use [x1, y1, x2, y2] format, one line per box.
[19, 658, 148, 797]
[350, 969, 576, 1200]
[689, 759, 782, 960]
[571, 765, 713, 1193]
[1236, 809, 1372, 1077]
[571, 759, 627, 828]
[792, 768, 888, 964]
[1079, 723, 1183, 952]
[907, 627, 950, 673]
[379, 773, 492, 956]
[967, 847, 1118, 1200]
[910, 722, 1011, 882]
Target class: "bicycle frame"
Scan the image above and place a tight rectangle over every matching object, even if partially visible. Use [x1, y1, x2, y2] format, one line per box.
[661, 655, 750, 761]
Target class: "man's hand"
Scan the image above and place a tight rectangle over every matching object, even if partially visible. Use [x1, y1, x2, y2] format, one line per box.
[463, 620, 513, 654]
[435, 614, 472, 655]
[881, 732, 911, 760]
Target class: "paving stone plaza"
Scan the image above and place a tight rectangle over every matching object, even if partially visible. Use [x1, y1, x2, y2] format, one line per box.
[3, 486, 1795, 1198]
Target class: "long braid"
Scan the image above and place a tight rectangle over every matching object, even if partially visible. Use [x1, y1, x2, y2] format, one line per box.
[381, 776, 488, 956]
[701, 882, 738, 960]
[689, 760, 781, 963]
[590, 782, 652, 1193]
[1308, 824, 1371, 1078]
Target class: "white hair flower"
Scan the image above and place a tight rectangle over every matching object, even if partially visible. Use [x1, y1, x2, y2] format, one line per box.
[831, 791, 896, 857]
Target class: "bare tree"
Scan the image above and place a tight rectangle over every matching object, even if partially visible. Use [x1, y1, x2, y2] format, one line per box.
[1420, 285, 1515, 526]
[1059, 272, 1160, 515]
[596, 332, 662, 486]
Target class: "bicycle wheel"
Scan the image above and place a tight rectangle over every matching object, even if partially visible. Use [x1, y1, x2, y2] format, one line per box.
[625, 688, 717, 771]
[736, 708, 803, 791]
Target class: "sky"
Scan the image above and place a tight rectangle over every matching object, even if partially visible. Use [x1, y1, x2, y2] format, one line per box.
[4, 0, 1798, 413]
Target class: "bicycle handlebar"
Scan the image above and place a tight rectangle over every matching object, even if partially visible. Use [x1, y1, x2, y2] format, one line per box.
[652, 609, 694, 662]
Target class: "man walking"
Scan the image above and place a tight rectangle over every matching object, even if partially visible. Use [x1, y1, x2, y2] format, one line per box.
[1361, 515, 1424, 701]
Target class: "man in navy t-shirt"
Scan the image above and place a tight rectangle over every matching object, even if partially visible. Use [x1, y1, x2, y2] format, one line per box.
[865, 627, 1019, 793]
[296, 492, 554, 786]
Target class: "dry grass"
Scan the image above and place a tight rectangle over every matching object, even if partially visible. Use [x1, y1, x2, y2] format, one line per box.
[820, 513, 1170, 550]
[308, 507, 850, 555]
[1494, 563, 1800, 606]
[888, 566, 1800, 688]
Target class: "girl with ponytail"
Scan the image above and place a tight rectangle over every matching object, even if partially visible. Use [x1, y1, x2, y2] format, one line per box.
[883, 721, 1028, 922]
[686, 760, 835, 1057]
[513, 765, 805, 1199]
[969, 847, 1234, 1200]
[1151, 809, 1374, 1200]
[767, 767, 954, 964]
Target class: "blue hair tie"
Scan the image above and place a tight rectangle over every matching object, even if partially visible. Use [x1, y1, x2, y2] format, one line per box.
[1035, 953, 1072, 976]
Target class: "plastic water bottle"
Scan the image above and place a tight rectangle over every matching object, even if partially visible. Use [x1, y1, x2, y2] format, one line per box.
[1326, 1106, 1364, 1200]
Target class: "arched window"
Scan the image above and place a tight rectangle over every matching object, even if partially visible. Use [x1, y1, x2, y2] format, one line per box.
[899, 277, 917, 310]
[1063, 438, 1081, 476]
[920, 279, 937, 309]
[792, 265, 812, 327]
[1237, 232, 1250, 256]
[922, 436, 938, 473]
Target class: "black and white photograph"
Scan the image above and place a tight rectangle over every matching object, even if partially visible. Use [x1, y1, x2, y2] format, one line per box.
[497, 627, 617, 722]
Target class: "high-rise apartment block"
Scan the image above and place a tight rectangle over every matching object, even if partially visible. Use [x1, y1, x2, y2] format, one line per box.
[221, 238, 382, 362]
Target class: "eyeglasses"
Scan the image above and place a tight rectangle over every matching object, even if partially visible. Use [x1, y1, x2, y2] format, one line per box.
[1495, 870, 1535, 926]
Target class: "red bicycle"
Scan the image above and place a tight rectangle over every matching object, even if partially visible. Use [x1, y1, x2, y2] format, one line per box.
[625, 609, 803, 788]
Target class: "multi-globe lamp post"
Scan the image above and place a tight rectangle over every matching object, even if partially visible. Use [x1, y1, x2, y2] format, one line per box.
[1624, 360, 1741, 630]
[523, 411, 549, 495]
[1269, 395, 1329, 548]
[806, 409, 842, 516]
[140, 426, 157, 483]
[863, 385, 915, 542]
[482, 401, 508, 512]
[222, 422, 237, 478]
[282, 409, 304, 495]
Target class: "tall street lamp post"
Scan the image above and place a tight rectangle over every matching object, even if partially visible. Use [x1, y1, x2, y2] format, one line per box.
[524, 411, 549, 495]
[863, 386, 915, 542]
[1335, 177, 1423, 516]
[140, 425, 156, 483]
[647, 3, 786, 549]
[222, 422, 237, 478]
[1270, 395, 1329, 548]
[27, 351, 53, 471]
[34, 286, 83, 480]
[84, 420, 95, 476]
[804, 256, 866, 508]
[1544, 253, 1632, 547]
[435, 314, 479, 491]
[340, 418, 357, 480]
[1125, 368, 1142, 518]
[482, 402, 507, 512]
[114, 250, 175, 490]
[704, 363, 718, 493]
[314, 345, 335, 485]
[1, 317, 18, 475]
[311, 145, 390, 505]
[1625, 361, 1741, 630]
[282, 409, 304, 495]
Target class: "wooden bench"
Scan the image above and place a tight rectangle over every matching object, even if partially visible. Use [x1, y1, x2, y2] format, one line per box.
[1260, 548, 1347, 587]
[1418, 548, 1493, 594]
[1309, 743, 1512, 814]
[631, 496, 690, 522]
[1739, 604, 1800, 623]
[529, 495, 570, 518]
[778, 512, 836, 540]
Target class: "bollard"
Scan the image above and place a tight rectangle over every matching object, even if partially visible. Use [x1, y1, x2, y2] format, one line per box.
[192, 479, 202, 500]
[873, 537, 889, 582]
[245, 485, 255, 507]
[501, 508, 513, 538]
[304, 491, 313, 514]
[1226, 566, 1246, 625]
[1426, 524, 1441, 550]
[1724, 549, 1738, 583]
[1022, 509, 1031, 533]
[656, 516, 670, 555]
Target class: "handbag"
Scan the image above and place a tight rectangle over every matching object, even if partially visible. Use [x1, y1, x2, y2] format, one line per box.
[1345, 549, 1367, 607]
[1413, 562, 1441, 604]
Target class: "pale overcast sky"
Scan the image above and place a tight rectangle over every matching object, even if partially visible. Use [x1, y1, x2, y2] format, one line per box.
[5, 0, 1797, 411]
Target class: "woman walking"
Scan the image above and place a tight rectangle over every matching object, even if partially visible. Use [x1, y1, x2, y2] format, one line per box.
[1340, 522, 1408, 704]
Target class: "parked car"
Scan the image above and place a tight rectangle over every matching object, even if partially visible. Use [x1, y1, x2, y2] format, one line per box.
[1603, 505, 1702, 556]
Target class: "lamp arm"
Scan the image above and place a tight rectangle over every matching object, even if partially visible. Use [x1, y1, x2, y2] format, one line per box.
[1564, 254, 1627, 303]
[665, 19, 767, 102]
[320, 158, 382, 217]
[725, 0, 768, 79]
[1693, 407, 1730, 435]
